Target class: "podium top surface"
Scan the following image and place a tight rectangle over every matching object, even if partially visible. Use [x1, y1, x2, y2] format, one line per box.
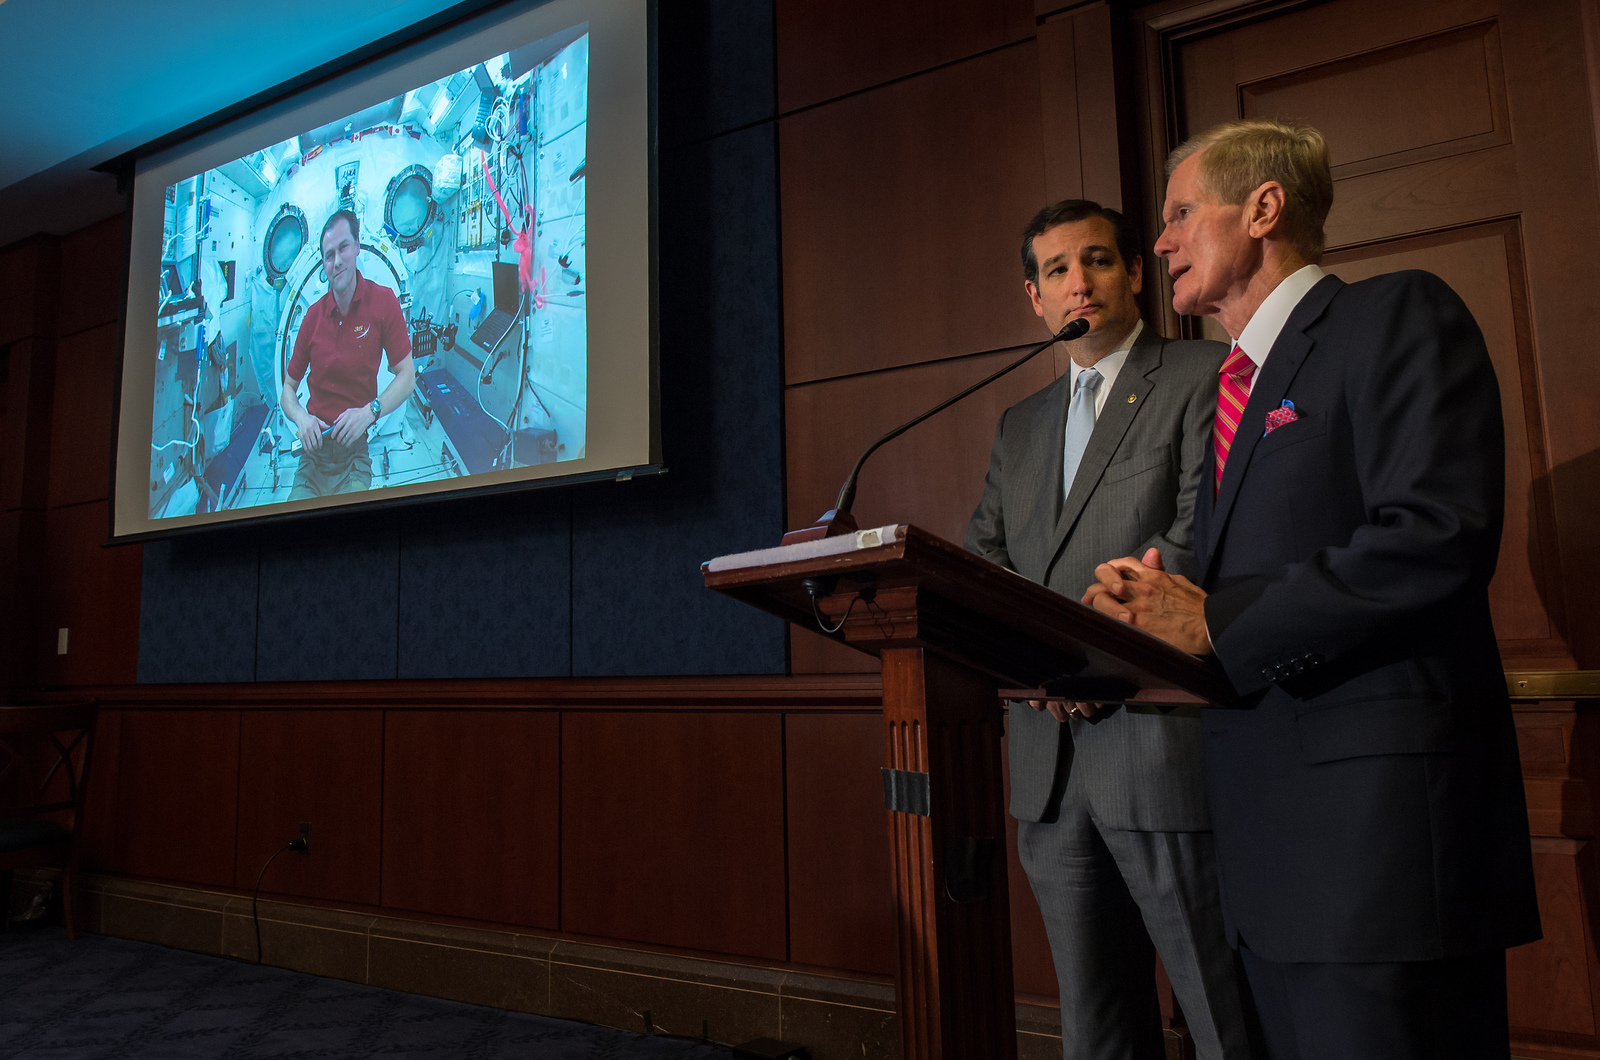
[704, 524, 1235, 705]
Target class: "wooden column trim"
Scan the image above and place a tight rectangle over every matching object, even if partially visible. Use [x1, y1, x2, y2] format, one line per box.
[881, 647, 1016, 1059]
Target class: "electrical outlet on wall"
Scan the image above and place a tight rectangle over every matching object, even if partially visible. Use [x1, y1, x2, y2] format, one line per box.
[56, 628, 68, 655]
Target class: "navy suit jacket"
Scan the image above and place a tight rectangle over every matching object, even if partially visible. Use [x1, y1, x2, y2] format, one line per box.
[1195, 270, 1540, 963]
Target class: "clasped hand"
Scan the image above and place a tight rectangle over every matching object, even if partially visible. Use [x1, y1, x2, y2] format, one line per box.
[1080, 547, 1213, 656]
[329, 404, 378, 446]
[297, 406, 376, 450]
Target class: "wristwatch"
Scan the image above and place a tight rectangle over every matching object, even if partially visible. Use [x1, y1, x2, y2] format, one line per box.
[369, 398, 382, 421]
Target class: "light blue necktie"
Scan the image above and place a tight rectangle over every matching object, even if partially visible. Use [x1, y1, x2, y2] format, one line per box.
[1062, 367, 1102, 498]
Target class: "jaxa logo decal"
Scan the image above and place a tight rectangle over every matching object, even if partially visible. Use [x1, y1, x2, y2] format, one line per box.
[353, 324, 371, 339]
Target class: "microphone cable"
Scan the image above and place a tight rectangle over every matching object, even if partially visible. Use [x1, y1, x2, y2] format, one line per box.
[830, 316, 1090, 520]
[250, 834, 307, 964]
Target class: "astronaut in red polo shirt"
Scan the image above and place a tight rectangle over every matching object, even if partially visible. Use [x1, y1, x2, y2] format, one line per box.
[280, 209, 416, 499]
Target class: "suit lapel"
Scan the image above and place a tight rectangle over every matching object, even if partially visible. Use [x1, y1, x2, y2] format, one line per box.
[1043, 329, 1164, 579]
[1202, 275, 1342, 583]
[1009, 370, 1072, 576]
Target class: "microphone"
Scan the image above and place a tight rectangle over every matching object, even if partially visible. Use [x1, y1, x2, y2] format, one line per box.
[782, 316, 1091, 545]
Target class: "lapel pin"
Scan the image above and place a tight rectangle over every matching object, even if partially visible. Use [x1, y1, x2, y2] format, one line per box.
[1126, 394, 1137, 403]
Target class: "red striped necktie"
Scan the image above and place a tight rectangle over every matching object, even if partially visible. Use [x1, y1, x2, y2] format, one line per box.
[1214, 343, 1256, 492]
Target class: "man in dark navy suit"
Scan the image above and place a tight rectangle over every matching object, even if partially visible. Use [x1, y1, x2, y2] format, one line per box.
[1082, 119, 1540, 1059]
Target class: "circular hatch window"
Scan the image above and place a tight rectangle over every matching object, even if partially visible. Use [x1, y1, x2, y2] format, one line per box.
[384, 165, 437, 251]
[263, 204, 308, 288]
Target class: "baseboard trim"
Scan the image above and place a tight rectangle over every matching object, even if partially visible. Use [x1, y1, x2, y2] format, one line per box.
[1511, 1039, 1600, 1060]
[36, 673, 886, 711]
[74, 873, 1065, 1060]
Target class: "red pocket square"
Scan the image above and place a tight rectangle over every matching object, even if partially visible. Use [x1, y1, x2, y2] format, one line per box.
[1264, 401, 1299, 436]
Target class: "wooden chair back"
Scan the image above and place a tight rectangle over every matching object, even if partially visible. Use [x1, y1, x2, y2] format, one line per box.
[0, 702, 98, 938]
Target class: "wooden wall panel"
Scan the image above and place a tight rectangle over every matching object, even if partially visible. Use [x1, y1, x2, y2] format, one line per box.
[1070, 4, 1127, 212]
[103, 708, 240, 886]
[46, 322, 118, 508]
[77, 708, 121, 871]
[0, 236, 55, 346]
[235, 710, 383, 906]
[1499, 1, 1600, 669]
[2, 240, 59, 699]
[38, 500, 139, 687]
[775, 0, 1034, 113]
[780, 42, 1047, 385]
[1587, 0, 1600, 189]
[786, 346, 1060, 673]
[1173, 0, 1499, 144]
[785, 712, 894, 974]
[562, 711, 787, 960]
[1241, 24, 1509, 177]
[56, 214, 126, 340]
[1038, 5, 1127, 210]
[1507, 839, 1600, 1039]
[0, 508, 46, 695]
[2, 336, 55, 513]
[1323, 223, 1567, 665]
[381, 710, 559, 929]
[1317, 147, 1520, 254]
[1036, 15, 1085, 206]
[1140, 0, 1501, 334]
[0, 244, 36, 345]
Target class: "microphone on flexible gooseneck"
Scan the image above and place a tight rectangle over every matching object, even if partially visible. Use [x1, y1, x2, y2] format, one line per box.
[782, 316, 1092, 546]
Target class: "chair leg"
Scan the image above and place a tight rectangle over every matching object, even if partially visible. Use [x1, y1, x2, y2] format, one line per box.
[62, 864, 78, 941]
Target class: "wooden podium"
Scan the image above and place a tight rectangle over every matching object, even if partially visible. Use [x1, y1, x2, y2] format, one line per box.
[703, 524, 1233, 1060]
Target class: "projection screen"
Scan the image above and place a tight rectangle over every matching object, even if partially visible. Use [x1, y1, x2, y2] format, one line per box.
[113, 0, 655, 539]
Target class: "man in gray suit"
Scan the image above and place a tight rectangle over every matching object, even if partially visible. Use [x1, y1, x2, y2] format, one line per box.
[966, 200, 1249, 1060]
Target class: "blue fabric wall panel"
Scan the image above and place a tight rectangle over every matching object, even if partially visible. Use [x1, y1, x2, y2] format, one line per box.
[570, 122, 785, 676]
[254, 512, 399, 681]
[657, 0, 776, 147]
[395, 493, 571, 678]
[137, 529, 260, 683]
[569, 475, 786, 676]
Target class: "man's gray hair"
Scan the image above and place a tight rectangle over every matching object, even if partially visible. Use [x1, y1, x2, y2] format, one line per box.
[1167, 119, 1333, 260]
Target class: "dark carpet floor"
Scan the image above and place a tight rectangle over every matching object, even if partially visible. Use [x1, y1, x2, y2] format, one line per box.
[0, 928, 734, 1060]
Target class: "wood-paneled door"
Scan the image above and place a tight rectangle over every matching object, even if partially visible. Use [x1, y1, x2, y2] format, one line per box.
[1131, 1, 1600, 1054]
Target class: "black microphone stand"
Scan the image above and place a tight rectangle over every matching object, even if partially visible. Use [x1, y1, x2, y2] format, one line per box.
[782, 316, 1091, 545]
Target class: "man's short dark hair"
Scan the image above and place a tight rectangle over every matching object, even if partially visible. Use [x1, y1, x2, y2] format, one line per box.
[321, 209, 361, 248]
[1021, 200, 1141, 285]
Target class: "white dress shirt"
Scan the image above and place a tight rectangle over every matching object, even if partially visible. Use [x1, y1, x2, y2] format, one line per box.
[1233, 264, 1325, 394]
[1073, 318, 1143, 413]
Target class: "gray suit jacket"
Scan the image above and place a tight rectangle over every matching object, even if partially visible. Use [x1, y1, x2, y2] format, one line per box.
[965, 325, 1226, 830]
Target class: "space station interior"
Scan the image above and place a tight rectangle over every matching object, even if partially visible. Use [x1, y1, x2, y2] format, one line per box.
[148, 26, 589, 518]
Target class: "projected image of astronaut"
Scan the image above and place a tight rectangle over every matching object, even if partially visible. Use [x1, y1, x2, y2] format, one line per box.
[145, 24, 589, 519]
[280, 210, 416, 498]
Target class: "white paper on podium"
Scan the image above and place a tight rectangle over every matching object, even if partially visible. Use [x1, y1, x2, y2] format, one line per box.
[703, 524, 905, 573]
